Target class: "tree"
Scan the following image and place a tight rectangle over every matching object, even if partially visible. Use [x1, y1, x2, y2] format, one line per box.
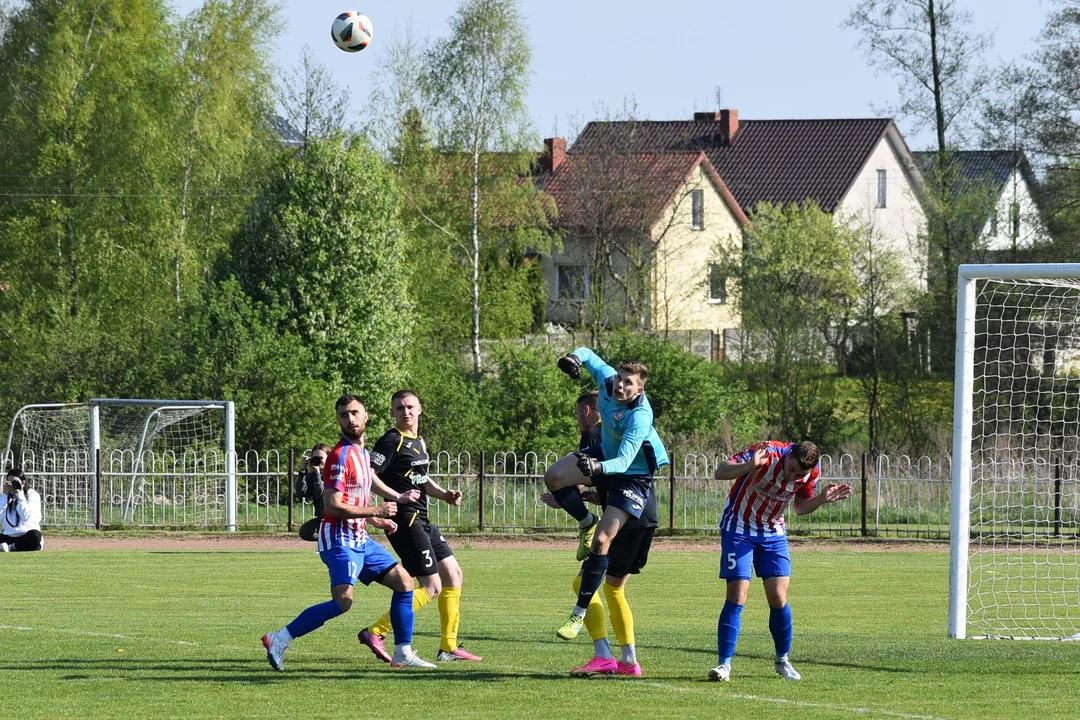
[278, 44, 351, 151]
[713, 201, 860, 442]
[422, 0, 543, 377]
[160, 0, 281, 305]
[844, 0, 992, 151]
[230, 135, 413, 404]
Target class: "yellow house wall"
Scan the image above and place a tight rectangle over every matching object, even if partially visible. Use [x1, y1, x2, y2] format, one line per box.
[651, 165, 743, 333]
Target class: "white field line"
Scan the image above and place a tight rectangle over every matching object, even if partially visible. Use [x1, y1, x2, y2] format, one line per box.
[1, 626, 950, 720]
[0, 624, 198, 647]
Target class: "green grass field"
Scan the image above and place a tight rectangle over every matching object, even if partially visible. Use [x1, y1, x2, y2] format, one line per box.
[3, 540, 1079, 720]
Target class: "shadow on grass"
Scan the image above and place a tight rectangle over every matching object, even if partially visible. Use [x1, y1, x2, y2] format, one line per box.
[0, 657, 564, 683]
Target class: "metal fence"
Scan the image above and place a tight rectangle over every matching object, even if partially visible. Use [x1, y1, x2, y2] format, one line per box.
[8, 447, 1078, 539]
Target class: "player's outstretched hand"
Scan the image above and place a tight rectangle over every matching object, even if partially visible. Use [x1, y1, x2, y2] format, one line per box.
[378, 501, 398, 518]
[823, 483, 852, 503]
[397, 488, 421, 504]
[539, 492, 560, 509]
[581, 491, 601, 505]
[445, 489, 463, 507]
[575, 452, 601, 477]
[557, 354, 581, 379]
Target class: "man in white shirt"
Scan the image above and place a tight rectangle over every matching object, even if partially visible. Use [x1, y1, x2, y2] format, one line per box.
[1, 469, 43, 552]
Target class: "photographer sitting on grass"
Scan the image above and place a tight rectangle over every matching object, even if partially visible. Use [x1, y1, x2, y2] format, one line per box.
[1, 468, 43, 552]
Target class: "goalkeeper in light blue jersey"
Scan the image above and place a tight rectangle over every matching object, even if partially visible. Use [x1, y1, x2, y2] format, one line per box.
[543, 347, 668, 650]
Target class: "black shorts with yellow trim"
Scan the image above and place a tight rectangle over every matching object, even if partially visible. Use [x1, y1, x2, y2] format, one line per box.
[387, 510, 454, 577]
[606, 525, 656, 578]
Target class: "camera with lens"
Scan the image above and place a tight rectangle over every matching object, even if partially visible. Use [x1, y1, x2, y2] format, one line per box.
[9, 478, 21, 492]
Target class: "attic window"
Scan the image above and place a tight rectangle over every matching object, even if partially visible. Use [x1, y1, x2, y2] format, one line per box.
[876, 170, 887, 209]
[691, 189, 704, 230]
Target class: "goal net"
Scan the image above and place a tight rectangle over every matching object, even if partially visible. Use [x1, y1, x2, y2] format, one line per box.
[2, 399, 236, 529]
[949, 264, 1080, 640]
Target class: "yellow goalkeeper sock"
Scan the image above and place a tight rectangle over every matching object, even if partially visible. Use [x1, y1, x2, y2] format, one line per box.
[573, 575, 608, 642]
[370, 586, 432, 638]
[604, 582, 635, 647]
[438, 586, 462, 653]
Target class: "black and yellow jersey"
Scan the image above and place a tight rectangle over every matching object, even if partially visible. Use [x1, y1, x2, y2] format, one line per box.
[369, 427, 431, 520]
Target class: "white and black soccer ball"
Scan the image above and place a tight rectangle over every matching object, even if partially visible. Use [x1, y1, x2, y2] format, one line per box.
[331, 11, 373, 53]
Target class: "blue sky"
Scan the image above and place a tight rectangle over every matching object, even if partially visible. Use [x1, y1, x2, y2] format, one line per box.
[173, 0, 1050, 151]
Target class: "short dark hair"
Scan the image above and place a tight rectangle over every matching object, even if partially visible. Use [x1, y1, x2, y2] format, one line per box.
[617, 359, 649, 381]
[791, 441, 819, 471]
[391, 389, 419, 406]
[576, 390, 599, 412]
[335, 394, 365, 411]
[5, 468, 25, 481]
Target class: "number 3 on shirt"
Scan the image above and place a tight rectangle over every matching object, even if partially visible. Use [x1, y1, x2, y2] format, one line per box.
[422, 549, 433, 568]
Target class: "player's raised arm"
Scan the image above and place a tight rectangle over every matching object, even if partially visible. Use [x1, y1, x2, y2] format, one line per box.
[714, 445, 769, 480]
[558, 347, 616, 385]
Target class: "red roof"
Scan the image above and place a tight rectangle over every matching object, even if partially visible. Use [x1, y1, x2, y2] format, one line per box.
[572, 117, 896, 213]
[540, 151, 748, 239]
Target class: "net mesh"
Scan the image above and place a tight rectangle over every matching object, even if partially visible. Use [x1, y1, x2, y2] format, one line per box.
[4, 402, 225, 527]
[968, 277, 1080, 639]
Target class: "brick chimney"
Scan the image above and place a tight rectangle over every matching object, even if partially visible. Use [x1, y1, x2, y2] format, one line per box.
[692, 110, 739, 145]
[720, 109, 739, 145]
[544, 137, 567, 172]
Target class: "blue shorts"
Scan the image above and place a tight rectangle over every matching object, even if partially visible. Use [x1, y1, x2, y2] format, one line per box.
[581, 444, 653, 519]
[320, 540, 399, 588]
[719, 531, 791, 581]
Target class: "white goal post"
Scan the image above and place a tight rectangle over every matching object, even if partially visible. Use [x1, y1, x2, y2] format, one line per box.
[2, 398, 237, 530]
[949, 263, 1080, 640]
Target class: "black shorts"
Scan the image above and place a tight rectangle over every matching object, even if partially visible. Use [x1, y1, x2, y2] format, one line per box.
[580, 444, 653, 519]
[607, 526, 655, 578]
[387, 511, 454, 577]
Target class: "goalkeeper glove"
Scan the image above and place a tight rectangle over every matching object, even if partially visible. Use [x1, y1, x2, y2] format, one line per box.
[575, 452, 602, 477]
[557, 354, 581, 379]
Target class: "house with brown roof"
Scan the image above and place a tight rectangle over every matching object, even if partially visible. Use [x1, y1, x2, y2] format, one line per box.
[537, 136, 749, 336]
[537, 109, 930, 345]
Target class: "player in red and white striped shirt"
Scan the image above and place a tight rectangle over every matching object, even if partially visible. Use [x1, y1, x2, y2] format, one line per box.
[709, 440, 851, 683]
[262, 395, 436, 671]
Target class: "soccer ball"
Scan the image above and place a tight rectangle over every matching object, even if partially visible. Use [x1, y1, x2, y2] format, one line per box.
[331, 12, 373, 53]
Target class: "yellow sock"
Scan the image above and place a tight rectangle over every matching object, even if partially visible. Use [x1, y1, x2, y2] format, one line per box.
[438, 586, 462, 653]
[604, 583, 635, 646]
[369, 586, 432, 638]
[573, 575, 608, 642]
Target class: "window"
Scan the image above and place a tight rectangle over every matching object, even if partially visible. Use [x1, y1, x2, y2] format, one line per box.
[691, 189, 704, 230]
[557, 265, 588, 301]
[707, 264, 726, 304]
[1010, 202, 1020, 238]
[989, 212, 998, 236]
[876, 169, 887, 208]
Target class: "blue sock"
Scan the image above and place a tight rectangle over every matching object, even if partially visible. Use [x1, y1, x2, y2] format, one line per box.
[576, 552, 609, 609]
[285, 599, 344, 640]
[770, 604, 793, 658]
[553, 485, 590, 522]
[717, 600, 743, 665]
[390, 590, 414, 646]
